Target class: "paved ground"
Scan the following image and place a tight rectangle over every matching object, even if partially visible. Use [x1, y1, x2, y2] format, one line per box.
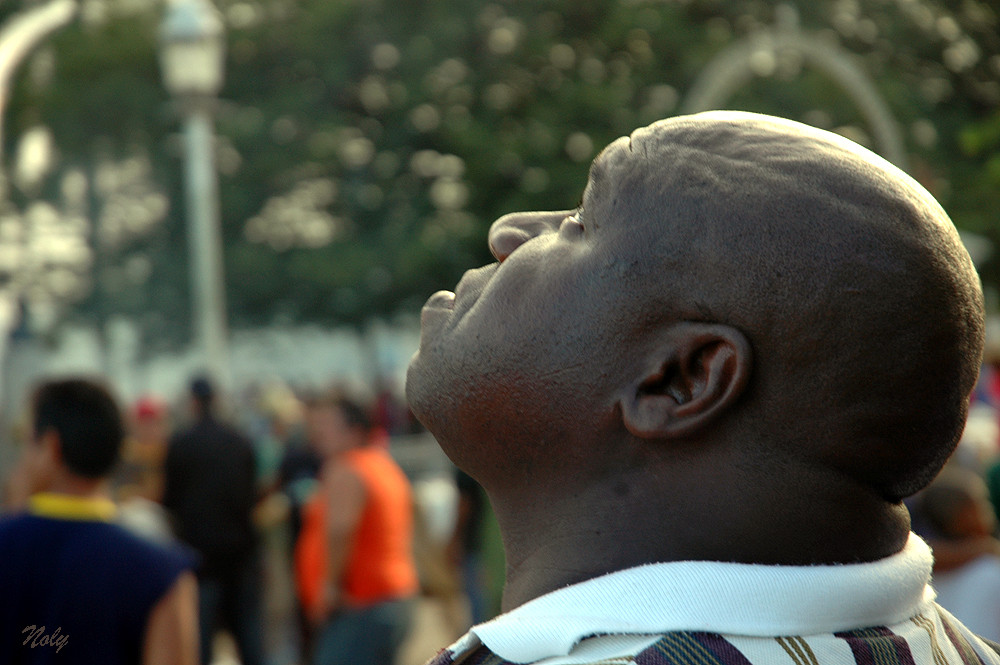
[398, 596, 467, 665]
[210, 436, 479, 665]
[210, 595, 464, 665]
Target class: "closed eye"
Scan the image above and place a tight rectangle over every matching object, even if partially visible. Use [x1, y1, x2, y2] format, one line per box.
[559, 211, 584, 235]
[560, 206, 584, 231]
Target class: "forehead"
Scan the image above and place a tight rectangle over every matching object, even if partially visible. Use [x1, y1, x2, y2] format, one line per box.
[584, 119, 847, 218]
[585, 135, 634, 198]
[583, 124, 698, 206]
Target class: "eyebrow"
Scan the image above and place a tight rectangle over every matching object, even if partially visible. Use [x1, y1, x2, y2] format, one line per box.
[587, 151, 609, 191]
[579, 157, 606, 210]
[584, 135, 630, 207]
[575, 165, 602, 229]
[575, 184, 597, 231]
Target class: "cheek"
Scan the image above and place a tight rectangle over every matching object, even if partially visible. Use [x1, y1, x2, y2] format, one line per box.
[408, 252, 626, 440]
[461, 277, 621, 388]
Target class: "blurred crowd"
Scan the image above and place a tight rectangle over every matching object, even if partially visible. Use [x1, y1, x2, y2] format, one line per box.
[14, 355, 1000, 661]
[908, 357, 1000, 640]
[0, 373, 499, 665]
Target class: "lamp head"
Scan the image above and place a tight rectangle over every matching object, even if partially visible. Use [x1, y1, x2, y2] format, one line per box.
[159, 0, 225, 98]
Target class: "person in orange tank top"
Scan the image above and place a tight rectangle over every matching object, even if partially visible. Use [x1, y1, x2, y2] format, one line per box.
[295, 392, 418, 665]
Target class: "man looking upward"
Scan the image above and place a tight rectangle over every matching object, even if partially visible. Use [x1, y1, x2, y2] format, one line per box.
[406, 111, 993, 665]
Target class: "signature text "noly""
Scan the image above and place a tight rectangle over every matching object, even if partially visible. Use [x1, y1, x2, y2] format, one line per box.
[22, 625, 68, 652]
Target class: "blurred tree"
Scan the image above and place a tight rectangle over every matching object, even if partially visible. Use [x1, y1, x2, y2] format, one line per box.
[0, 0, 79, 338]
[2, 0, 178, 356]
[2, 0, 997, 347]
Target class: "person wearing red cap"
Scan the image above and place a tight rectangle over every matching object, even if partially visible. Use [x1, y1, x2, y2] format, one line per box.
[108, 395, 174, 544]
[113, 396, 169, 501]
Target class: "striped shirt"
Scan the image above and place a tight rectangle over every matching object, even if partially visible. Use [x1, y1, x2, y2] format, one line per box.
[426, 535, 1000, 665]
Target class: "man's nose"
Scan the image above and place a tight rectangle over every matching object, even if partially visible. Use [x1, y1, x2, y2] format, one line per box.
[488, 210, 572, 262]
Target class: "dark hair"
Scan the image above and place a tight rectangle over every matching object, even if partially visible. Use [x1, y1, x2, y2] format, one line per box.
[32, 378, 125, 478]
[307, 390, 372, 432]
[914, 468, 993, 540]
[338, 397, 371, 431]
[189, 375, 215, 411]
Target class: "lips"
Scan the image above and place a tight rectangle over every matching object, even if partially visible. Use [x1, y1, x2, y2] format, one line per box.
[420, 290, 455, 329]
[420, 263, 499, 333]
[452, 263, 499, 315]
[425, 290, 456, 310]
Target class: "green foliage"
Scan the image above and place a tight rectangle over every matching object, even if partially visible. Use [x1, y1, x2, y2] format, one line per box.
[3, 0, 999, 343]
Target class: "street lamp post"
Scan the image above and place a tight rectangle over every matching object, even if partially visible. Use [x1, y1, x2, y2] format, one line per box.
[159, 0, 230, 389]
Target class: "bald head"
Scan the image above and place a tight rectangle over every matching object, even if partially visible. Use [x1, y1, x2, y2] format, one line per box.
[409, 111, 983, 504]
[408, 112, 983, 593]
[612, 112, 984, 500]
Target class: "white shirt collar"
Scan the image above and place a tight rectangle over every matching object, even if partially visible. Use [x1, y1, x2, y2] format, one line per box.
[465, 533, 935, 663]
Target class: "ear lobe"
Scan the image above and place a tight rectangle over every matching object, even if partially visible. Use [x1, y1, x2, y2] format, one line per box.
[620, 323, 752, 439]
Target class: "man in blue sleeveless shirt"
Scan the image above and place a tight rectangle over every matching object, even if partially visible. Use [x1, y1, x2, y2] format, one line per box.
[0, 378, 198, 665]
[406, 112, 996, 665]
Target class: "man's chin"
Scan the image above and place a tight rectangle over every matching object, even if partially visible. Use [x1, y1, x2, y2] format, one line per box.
[404, 353, 435, 432]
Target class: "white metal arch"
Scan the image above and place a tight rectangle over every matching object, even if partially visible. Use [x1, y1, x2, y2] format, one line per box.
[681, 21, 909, 172]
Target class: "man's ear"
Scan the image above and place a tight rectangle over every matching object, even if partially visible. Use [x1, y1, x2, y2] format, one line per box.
[620, 322, 752, 439]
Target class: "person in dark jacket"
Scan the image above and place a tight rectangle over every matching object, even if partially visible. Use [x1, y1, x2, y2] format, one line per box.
[162, 376, 264, 665]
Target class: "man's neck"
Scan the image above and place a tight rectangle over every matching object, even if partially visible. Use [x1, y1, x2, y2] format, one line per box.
[43, 473, 109, 499]
[490, 460, 911, 613]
